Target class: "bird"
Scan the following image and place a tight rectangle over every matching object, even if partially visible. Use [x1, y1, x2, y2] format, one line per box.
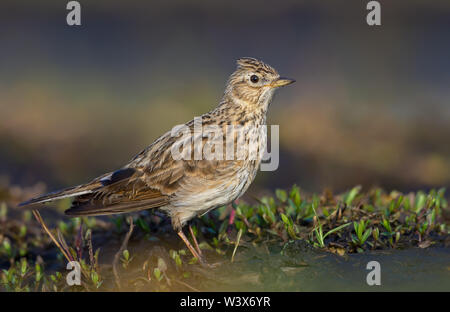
[19, 57, 295, 264]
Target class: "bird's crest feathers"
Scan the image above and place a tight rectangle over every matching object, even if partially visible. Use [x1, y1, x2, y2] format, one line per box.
[236, 57, 278, 75]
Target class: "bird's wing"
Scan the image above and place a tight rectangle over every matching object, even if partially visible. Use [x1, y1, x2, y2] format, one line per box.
[129, 126, 243, 195]
[20, 166, 170, 217]
[65, 167, 170, 216]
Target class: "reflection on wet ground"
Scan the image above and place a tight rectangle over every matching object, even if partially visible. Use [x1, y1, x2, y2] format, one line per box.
[101, 237, 449, 292]
[207, 244, 450, 291]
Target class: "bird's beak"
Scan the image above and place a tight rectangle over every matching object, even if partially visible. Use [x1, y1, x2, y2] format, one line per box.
[270, 77, 296, 88]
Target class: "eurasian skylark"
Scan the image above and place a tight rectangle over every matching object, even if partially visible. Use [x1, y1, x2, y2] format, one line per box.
[20, 57, 295, 264]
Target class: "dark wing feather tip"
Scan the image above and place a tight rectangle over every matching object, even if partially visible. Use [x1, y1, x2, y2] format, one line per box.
[101, 168, 136, 186]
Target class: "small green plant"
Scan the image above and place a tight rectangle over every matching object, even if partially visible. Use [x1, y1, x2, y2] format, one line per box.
[275, 189, 287, 203]
[152, 257, 167, 282]
[1, 239, 14, 259]
[121, 249, 133, 269]
[136, 218, 151, 233]
[280, 213, 299, 240]
[90, 271, 102, 288]
[414, 191, 427, 213]
[344, 185, 361, 206]
[417, 222, 429, 239]
[310, 203, 351, 248]
[1, 258, 31, 292]
[386, 195, 403, 216]
[381, 218, 395, 247]
[352, 220, 372, 248]
[1, 184, 448, 292]
[170, 250, 183, 269]
[370, 227, 380, 249]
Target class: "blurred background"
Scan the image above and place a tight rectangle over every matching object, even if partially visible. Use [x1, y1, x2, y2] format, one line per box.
[0, 0, 449, 198]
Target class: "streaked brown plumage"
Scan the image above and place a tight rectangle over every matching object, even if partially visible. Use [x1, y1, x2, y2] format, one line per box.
[20, 57, 295, 264]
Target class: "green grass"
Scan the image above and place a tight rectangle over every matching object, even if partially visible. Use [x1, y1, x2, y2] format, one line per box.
[0, 184, 448, 291]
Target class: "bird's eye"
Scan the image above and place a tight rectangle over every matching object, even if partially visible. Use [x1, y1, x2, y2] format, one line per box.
[250, 75, 259, 83]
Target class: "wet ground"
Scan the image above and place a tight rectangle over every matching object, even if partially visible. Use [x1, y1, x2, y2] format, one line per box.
[207, 244, 450, 291]
[92, 235, 450, 292]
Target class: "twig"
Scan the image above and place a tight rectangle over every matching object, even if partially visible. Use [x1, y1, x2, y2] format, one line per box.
[32, 209, 73, 263]
[75, 222, 83, 260]
[231, 228, 243, 263]
[57, 228, 73, 261]
[173, 279, 201, 292]
[112, 216, 134, 290]
[85, 229, 95, 271]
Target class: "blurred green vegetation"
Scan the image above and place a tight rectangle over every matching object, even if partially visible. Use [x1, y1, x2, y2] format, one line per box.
[0, 181, 448, 291]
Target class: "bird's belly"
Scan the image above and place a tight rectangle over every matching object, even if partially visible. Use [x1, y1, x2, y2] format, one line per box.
[163, 165, 253, 219]
[179, 175, 246, 210]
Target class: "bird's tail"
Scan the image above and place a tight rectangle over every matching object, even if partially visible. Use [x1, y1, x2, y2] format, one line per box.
[18, 182, 102, 207]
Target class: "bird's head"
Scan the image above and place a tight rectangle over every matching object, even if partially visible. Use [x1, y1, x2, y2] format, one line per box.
[224, 57, 295, 109]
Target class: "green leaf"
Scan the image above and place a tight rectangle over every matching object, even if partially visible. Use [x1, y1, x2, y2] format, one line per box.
[353, 221, 359, 237]
[280, 213, 290, 226]
[153, 268, 162, 281]
[373, 228, 380, 240]
[2, 240, 11, 256]
[323, 222, 351, 240]
[91, 271, 99, 285]
[395, 196, 403, 210]
[382, 218, 392, 232]
[403, 196, 411, 211]
[359, 220, 365, 238]
[290, 185, 301, 207]
[275, 189, 287, 202]
[35, 264, 42, 282]
[136, 218, 150, 233]
[345, 186, 361, 206]
[175, 254, 182, 268]
[415, 192, 427, 213]
[361, 228, 372, 244]
[20, 259, 27, 277]
[122, 249, 130, 261]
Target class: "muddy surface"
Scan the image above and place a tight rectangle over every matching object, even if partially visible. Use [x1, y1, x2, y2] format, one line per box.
[90, 236, 450, 291]
[207, 244, 450, 291]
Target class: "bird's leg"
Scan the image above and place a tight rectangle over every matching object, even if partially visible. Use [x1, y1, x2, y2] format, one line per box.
[226, 200, 238, 234]
[177, 229, 205, 265]
[188, 225, 202, 257]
